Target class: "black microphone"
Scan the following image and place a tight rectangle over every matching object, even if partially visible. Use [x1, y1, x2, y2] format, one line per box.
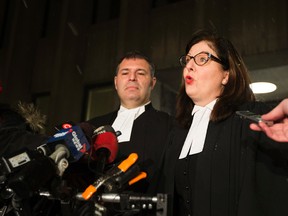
[5, 142, 71, 199]
[0, 124, 90, 179]
[0, 123, 94, 201]
[7, 153, 57, 199]
[78, 122, 96, 144]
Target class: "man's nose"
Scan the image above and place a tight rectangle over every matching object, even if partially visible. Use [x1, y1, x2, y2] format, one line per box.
[128, 72, 136, 80]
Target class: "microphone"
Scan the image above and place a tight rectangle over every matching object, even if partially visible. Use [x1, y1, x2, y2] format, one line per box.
[48, 144, 70, 176]
[89, 125, 119, 175]
[49, 145, 69, 162]
[78, 122, 96, 142]
[6, 143, 71, 199]
[0, 124, 91, 178]
[92, 125, 119, 163]
[7, 153, 57, 199]
[0, 123, 93, 200]
[82, 153, 138, 200]
[55, 121, 96, 141]
[41, 125, 91, 162]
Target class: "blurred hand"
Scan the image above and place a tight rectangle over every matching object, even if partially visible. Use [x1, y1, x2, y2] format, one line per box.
[250, 99, 288, 142]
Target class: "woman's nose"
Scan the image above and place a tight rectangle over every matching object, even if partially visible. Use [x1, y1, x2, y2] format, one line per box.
[185, 60, 195, 72]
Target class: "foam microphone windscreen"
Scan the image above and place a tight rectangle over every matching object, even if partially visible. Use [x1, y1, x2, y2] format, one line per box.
[93, 131, 118, 163]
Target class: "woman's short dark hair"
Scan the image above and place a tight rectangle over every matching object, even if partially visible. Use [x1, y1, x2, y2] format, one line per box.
[176, 29, 255, 128]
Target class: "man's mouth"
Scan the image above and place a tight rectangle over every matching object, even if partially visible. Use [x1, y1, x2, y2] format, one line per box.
[125, 85, 139, 90]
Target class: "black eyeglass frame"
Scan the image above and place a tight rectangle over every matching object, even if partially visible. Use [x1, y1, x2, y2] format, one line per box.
[179, 51, 223, 67]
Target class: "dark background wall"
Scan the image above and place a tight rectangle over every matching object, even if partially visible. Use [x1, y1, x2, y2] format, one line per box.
[0, 0, 287, 134]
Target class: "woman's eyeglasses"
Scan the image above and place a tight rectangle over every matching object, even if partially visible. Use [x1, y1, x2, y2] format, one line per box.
[179, 52, 223, 67]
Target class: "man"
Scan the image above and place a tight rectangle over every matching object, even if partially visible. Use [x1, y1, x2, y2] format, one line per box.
[88, 51, 174, 194]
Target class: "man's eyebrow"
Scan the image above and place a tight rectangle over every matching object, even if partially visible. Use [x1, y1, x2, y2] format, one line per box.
[119, 68, 147, 72]
[118, 68, 130, 73]
[136, 68, 147, 71]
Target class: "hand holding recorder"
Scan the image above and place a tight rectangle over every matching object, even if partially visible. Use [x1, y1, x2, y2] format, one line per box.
[248, 99, 288, 142]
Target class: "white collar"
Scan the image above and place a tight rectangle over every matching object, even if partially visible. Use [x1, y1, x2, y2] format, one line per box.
[112, 102, 150, 143]
[179, 99, 217, 159]
[192, 99, 217, 115]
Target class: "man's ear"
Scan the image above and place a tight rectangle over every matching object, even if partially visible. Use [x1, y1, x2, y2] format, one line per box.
[151, 77, 157, 89]
[114, 76, 118, 90]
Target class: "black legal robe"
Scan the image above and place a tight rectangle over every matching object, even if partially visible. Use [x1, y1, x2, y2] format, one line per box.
[160, 101, 288, 216]
[88, 103, 174, 194]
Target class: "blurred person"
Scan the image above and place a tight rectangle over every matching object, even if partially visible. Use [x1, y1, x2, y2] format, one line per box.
[0, 99, 60, 216]
[0, 99, 47, 156]
[159, 29, 288, 216]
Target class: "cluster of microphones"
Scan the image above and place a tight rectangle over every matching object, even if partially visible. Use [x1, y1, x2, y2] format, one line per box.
[0, 122, 167, 215]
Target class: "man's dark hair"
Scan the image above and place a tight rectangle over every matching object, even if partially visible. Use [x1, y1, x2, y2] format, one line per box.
[115, 50, 156, 77]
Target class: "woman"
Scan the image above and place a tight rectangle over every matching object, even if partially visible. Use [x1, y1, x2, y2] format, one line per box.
[160, 29, 288, 216]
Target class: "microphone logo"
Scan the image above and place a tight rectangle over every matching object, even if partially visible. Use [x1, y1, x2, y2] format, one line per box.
[71, 130, 84, 151]
[52, 129, 72, 138]
[62, 123, 73, 129]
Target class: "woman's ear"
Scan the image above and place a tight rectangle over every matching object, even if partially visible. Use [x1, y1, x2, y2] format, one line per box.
[222, 71, 229, 85]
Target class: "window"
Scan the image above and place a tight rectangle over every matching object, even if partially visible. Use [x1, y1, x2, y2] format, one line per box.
[83, 83, 118, 120]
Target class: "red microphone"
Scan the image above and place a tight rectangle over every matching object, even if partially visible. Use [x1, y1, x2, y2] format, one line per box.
[92, 125, 119, 173]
